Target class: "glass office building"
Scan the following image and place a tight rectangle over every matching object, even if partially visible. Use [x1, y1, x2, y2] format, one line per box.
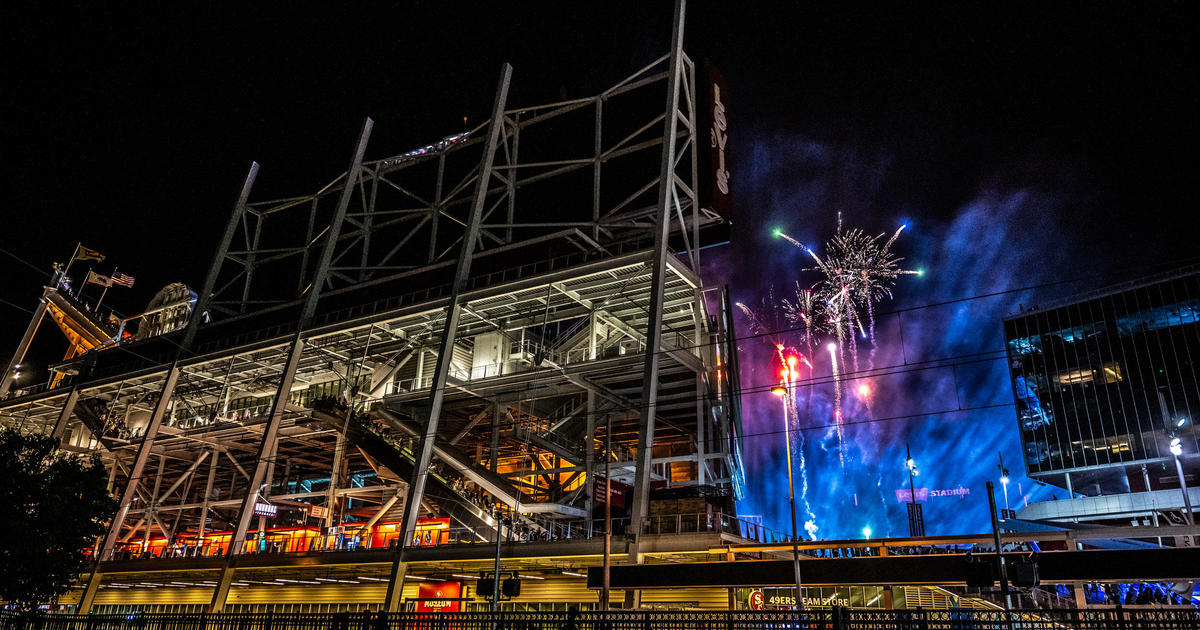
[1003, 268, 1200, 495]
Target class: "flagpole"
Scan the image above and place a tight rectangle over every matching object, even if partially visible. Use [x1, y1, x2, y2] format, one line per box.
[62, 242, 81, 276]
[96, 266, 115, 311]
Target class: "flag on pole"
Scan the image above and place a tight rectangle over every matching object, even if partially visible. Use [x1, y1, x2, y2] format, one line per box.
[85, 270, 113, 287]
[112, 272, 135, 288]
[74, 245, 106, 263]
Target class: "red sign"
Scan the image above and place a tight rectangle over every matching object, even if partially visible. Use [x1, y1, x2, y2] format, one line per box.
[748, 590, 765, 610]
[415, 581, 461, 613]
[593, 477, 632, 508]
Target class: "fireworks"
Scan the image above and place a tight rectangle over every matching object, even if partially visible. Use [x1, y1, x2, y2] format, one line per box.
[759, 219, 919, 479]
[802, 217, 919, 352]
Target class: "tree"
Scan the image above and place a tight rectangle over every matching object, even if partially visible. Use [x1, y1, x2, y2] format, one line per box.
[1, 427, 116, 610]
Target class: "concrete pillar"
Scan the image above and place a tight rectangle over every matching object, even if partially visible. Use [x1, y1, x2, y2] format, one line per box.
[77, 571, 103, 614]
[384, 557, 409, 612]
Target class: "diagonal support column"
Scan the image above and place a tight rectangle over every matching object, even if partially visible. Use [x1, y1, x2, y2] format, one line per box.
[210, 119, 373, 612]
[626, 0, 687, 608]
[77, 163, 262, 614]
[96, 367, 180, 560]
[397, 63, 512, 550]
[0, 299, 48, 398]
[50, 384, 82, 442]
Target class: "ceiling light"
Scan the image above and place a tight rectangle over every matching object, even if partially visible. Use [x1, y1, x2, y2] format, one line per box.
[561, 571, 586, 577]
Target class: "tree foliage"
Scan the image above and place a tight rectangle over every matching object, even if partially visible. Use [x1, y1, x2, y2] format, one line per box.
[1, 428, 116, 610]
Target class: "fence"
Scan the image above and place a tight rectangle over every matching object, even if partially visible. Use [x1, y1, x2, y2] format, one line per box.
[4, 609, 1200, 630]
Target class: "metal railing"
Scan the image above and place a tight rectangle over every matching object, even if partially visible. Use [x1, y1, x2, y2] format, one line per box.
[5, 608, 1200, 630]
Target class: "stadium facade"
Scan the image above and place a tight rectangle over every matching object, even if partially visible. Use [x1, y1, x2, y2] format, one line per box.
[1005, 266, 1200, 533]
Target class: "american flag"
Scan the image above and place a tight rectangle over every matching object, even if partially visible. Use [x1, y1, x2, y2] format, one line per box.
[112, 272, 135, 288]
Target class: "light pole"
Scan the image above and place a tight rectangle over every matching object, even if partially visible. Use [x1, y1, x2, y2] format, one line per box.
[1168, 419, 1194, 529]
[772, 382, 803, 610]
[904, 444, 923, 536]
[997, 451, 1011, 514]
[1158, 391, 1194, 531]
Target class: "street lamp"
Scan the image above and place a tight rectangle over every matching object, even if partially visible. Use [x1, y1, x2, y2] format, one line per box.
[904, 444, 923, 536]
[772, 381, 804, 609]
[1166, 418, 1194, 531]
[997, 451, 1011, 514]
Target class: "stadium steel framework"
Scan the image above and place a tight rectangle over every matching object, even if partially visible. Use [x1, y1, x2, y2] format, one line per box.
[0, 0, 746, 613]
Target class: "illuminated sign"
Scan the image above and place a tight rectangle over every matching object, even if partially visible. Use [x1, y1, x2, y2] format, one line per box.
[895, 487, 970, 502]
[747, 590, 765, 610]
[307, 505, 329, 519]
[253, 502, 277, 517]
[415, 581, 462, 613]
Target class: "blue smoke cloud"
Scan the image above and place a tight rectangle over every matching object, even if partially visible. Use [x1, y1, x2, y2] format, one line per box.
[718, 131, 1087, 539]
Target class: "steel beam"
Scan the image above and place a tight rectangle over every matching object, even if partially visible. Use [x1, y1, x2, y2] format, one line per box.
[49, 384, 81, 441]
[0, 298, 48, 399]
[96, 366, 181, 560]
[210, 118, 373, 613]
[183, 163, 259, 351]
[627, 0, 687, 608]
[396, 63, 512, 550]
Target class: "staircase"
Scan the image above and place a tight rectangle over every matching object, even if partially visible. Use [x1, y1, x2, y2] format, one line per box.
[309, 404, 503, 541]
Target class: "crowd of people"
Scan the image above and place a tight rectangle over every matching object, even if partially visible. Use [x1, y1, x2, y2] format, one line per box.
[1072, 582, 1194, 608]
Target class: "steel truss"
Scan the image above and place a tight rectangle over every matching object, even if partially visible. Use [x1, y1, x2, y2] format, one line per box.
[0, 0, 745, 613]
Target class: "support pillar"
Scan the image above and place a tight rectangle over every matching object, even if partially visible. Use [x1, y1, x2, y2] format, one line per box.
[0, 299, 48, 399]
[77, 571, 103, 614]
[585, 391, 596, 535]
[97, 367, 181, 560]
[398, 64, 512, 548]
[211, 119, 372, 613]
[384, 557, 409, 612]
[197, 448, 218, 548]
[626, 0, 688, 610]
[50, 384, 82, 442]
[491, 402, 503, 473]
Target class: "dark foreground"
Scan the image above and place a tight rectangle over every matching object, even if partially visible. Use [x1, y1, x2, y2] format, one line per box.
[3, 610, 1199, 630]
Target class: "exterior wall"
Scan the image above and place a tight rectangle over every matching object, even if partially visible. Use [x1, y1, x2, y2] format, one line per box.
[1004, 271, 1200, 488]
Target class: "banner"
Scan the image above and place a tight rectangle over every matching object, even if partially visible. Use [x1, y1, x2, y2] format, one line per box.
[702, 61, 732, 220]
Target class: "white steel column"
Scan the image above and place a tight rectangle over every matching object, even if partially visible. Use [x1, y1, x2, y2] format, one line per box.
[0, 299, 48, 398]
[210, 119, 372, 612]
[396, 63, 512, 548]
[627, 0, 688, 599]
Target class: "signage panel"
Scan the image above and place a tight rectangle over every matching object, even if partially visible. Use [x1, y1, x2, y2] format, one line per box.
[415, 581, 462, 613]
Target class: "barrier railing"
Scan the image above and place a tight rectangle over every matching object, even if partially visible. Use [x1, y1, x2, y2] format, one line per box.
[4, 608, 1200, 630]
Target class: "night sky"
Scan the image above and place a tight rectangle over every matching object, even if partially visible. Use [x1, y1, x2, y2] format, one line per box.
[3, 3, 1195, 538]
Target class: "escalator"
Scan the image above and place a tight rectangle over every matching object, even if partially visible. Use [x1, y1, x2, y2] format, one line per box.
[309, 404, 504, 542]
[376, 407, 526, 507]
[73, 398, 130, 450]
